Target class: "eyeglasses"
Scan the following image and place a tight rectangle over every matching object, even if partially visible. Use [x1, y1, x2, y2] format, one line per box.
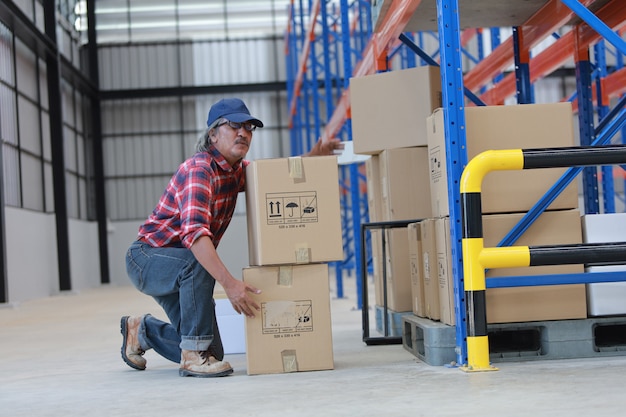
[217, 120, 257, 132]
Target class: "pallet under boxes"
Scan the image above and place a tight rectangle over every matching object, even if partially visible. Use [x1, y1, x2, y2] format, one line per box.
[402, 315, 626, 366]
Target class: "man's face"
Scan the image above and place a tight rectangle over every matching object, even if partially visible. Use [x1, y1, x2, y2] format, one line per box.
[211, 120, 254, 165]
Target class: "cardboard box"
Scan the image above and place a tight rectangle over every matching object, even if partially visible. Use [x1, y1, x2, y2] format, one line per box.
[365, 156, 383, 222]
[408, 222, 426, 317]
[435, 210, 587, 324]
[427, 103, 579, 217]
[419, 218, 440, 320]
[243, 264, 334, 375]
[582, 213, 626, 316]
[371, 227, 412, 312]
[245, 156, 343, 266]
[379, 147, 432, 221]
[435, 218, 456, 325]
[350, 66, 442, 155]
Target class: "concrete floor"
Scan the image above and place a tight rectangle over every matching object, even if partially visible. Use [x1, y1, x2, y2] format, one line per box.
[2, 277, 626, 417]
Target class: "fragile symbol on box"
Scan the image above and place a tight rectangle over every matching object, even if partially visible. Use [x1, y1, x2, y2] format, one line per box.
[261, 300, 314, 334]
[266, 191, 318, 225]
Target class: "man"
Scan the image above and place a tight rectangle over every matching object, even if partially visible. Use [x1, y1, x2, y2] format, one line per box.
[121, 98, 342, 377]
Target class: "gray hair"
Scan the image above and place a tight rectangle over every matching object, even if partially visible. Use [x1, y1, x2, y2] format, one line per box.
[196, 117, 225, 152]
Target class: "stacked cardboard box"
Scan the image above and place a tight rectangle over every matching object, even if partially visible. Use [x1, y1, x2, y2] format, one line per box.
[351, 66, 442, 318]
[424, 102, 587, 326]
[243, 155, 343, 375]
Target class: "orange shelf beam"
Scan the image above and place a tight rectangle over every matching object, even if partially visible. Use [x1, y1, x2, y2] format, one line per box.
[322, 0, 624, 139]
[464, 0, 598, 93]
[603, 67, 626, 100]
[478, 0, 626, 105]
[571, 67, 626, 112]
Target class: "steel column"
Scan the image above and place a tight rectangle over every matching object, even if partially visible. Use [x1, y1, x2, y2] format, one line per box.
[0, 100, 6, 303]
[437, 0, 468, 366]
[512, 27, 533, 104]
[44, 1, 72, 291]
[575, 26, 600, 214]
[87, 0, 110, 284]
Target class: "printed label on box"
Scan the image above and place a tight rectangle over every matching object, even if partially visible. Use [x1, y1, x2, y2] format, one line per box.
[429, 146, 443, 183]
[261, 300, 313, 334]
[266, 192, 318, 225]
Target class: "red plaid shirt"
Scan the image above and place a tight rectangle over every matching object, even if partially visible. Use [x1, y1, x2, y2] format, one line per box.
[137, 145, 248, 249]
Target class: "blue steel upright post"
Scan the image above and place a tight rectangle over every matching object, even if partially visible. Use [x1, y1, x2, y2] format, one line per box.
[286, 4, 301, 156]
[512, 26, 533, 104]
[343, 0, 364, 309]
[320, 0, 345, 297]
[436, 0, 468, 366]
[595, 40, 615, 213]
[574, 25, 600, 214]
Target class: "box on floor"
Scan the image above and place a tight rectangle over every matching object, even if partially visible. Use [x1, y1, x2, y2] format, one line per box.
[243, 263, 333, 375]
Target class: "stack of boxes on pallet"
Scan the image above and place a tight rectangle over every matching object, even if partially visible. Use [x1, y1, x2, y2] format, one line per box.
[243, 155, 344, 375]
[350, 66, 442, 331]
[350, 65, 588, 341]
[428, 103, 586, 325]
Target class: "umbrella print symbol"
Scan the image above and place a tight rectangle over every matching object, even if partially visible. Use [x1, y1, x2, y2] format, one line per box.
[286, 202, 299, 217]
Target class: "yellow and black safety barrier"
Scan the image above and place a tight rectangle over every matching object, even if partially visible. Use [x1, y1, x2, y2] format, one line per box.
[460, 145, 626, 372]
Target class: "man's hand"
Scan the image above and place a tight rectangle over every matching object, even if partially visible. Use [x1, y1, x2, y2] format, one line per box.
[306, 137, 344, 156]
[222, 279, 261, 318]
[189, 236, 261, 317]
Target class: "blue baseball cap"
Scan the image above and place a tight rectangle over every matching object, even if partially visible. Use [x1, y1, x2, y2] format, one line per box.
[206, 98, 264, 128]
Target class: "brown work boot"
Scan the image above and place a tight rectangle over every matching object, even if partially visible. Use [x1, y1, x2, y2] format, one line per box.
[120, 316, 146, 370]
[179, 350, 233, 378]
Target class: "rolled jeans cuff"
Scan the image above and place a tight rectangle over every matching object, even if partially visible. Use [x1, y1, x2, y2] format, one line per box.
[180, 336, 214, 352]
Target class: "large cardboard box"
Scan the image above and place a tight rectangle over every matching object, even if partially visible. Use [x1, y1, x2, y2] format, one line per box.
[427, 103, 579, 217]
[436, 210, 587, 325]
[582, 213, 626, 317]
[379, 147, 432, 221]
[243, 264, 334, 375]
[365, 156, 383, 222]
[246, 156, 343, 266]
[371, 227, 413, 312]
[408, 222, 426, 317]
[434, 218, 456, 325]
[419, 218, 440, 320]
[350, 66, 442, 155]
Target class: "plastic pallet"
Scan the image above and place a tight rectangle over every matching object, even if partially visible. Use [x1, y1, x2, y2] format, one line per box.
[401, 314, 626, 365]
[488, 316, 626, 363]
[402, 314, 457, 366]
[374, 305, 412, 337]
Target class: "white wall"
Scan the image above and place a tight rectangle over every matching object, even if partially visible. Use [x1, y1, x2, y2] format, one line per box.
[67, 219, 101, 291]
[5, 207, 58, 302]
[4, 208, 100, 302]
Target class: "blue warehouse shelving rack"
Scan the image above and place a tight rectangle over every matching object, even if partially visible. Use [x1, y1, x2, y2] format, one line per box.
[286, 0, 626, 369]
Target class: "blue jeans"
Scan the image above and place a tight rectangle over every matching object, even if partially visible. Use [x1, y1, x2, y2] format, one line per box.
[125, 241, 224, 363]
